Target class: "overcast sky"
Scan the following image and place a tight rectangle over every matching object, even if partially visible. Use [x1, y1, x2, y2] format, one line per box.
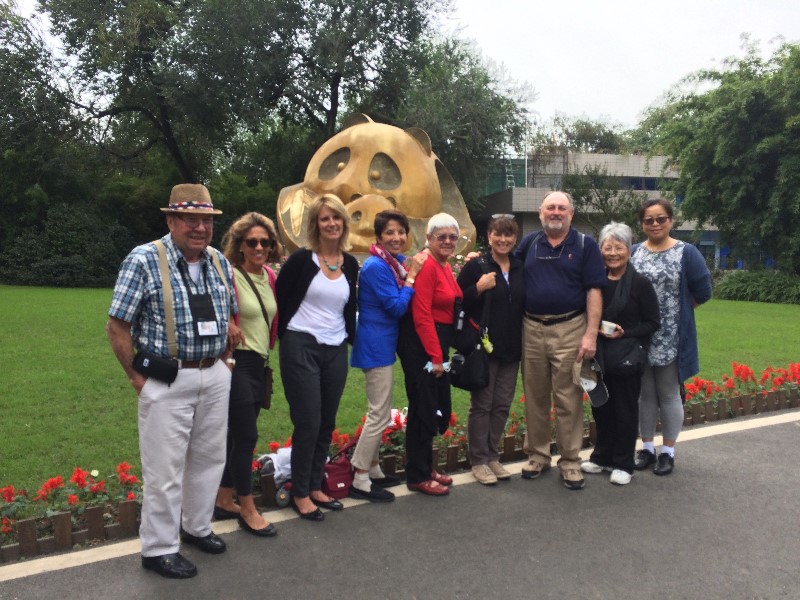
[446, 0, 800, 129]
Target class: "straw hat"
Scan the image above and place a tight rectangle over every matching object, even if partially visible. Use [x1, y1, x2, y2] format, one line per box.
[160, 184, 222, 215]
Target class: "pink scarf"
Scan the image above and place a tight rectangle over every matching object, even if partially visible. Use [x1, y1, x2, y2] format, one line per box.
[369, 243, 408, 288]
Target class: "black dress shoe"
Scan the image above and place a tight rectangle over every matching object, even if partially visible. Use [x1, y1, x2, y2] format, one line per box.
[349, 484, 395, 503]
[312, 497, 344, 511]
[213, 505, 240, 520]
[634, 449, 657, 471]
[653, 452, 675, 476]
[180, 530, 227, 554]
[369, 473, 402, 488]
[142, 553, 197, 579]
[292, 501, 325, 521]
[237, 515, 277, 537]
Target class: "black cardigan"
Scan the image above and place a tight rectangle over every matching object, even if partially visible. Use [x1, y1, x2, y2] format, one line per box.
[275, 248, 359, 344]
[601, 267, 661, 342]
[456, 252, 525, 363]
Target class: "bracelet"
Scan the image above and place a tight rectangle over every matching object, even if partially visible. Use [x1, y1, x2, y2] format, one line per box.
[225, 358, 236, 366]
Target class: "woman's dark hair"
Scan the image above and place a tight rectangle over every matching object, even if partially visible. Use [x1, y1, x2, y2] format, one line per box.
[638, 198, 674, 222]
[374, 210, 410, 238]
[487, 215, 519, 238]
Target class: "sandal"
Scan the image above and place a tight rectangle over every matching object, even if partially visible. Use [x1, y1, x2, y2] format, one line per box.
[431, 470, 453, 486]
[407, 480, 449, 496]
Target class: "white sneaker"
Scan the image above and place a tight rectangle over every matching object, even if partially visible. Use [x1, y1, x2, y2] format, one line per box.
[580, 461, 609, 474]
[609, 469, 632, 485]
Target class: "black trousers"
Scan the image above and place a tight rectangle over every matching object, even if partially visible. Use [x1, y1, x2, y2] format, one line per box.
[590, 372, 641, 474]
[220, 350, 265, 496]
[279, 330, 348, 498]
[397, 315, 453, 485]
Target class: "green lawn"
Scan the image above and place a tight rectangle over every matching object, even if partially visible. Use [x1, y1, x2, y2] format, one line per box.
[1, 285, 798, 491]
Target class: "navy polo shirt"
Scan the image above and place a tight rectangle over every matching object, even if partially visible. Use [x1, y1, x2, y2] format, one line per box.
[516, 228, 606, 315]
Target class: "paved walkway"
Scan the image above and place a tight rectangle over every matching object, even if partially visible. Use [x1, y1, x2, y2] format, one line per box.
[2, 411, 799, 600]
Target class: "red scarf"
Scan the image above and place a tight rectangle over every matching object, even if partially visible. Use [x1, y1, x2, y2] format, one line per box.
[369, 243, 408, 288]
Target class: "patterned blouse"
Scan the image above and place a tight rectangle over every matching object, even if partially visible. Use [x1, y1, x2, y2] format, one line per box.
[630, 241, 685, 366]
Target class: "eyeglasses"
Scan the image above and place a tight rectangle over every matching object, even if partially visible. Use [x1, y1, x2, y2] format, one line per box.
[534, 243, 564, 260]
[491, 213, 515, 220]
[434, 233, 459, 243]
[642, 216, 670, 226]
[244, 238, 272, 249]
[177, 215, 214, 228]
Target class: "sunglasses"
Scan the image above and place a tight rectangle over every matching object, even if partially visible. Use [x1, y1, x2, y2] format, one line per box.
[244, 238, 272, 249]
[642, 216, 670, 226]
[434, 233, 459, 243]
[491, 213, 515, 220]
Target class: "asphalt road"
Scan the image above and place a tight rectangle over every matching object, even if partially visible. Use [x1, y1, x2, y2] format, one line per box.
[1, 412, 799, 600]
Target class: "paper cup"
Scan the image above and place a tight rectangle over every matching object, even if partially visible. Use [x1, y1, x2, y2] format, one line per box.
[600, 320, 617, 335]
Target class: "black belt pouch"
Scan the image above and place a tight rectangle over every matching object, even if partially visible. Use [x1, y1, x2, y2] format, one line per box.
[132, 351, 179, 384]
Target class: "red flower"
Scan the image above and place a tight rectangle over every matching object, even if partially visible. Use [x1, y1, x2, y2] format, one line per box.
[1, 516, 13, 535]
[89, 480, 106, 494]
[449, 412, 458, 427]
[68, 494, 78, 506]
[268, 441, 280, 453]
[33, 476, 64, 501]
[116, 462, 132, 475]
[1, 485, 14, 504]
[70, 467, 90, 489]
[443, 430, 454, 439]
[119, 473, 139, 486]
[252, 459, 261, 472]
[127, 492, 136, 500]
[284, 436, 292, 448]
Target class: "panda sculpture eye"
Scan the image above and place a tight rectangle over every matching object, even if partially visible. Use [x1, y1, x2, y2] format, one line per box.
[318, 148, 351, 180]
[369, 153, 401, 190]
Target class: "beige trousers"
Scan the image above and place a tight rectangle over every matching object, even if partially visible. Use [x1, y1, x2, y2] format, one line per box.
[521, 313, 586, 470]
[351, 365, 394, 471]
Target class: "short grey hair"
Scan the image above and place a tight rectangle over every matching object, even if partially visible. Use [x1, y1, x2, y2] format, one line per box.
[426, 213, 459, 236]
[599, 221, 633, 249]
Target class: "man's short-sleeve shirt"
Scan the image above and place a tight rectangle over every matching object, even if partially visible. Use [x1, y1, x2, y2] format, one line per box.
[518, 228, 606, 315]
[109, 234, 238, 361]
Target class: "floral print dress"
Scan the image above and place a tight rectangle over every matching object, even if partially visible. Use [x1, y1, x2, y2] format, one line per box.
[630, 242, 685, 367]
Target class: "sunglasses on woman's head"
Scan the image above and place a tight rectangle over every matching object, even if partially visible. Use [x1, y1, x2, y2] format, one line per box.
[244, 238, 272, 249]
[642, 216, 670, 226]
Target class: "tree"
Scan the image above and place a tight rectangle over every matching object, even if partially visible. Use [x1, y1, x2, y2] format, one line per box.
[529, 114, 629, 155]
[640, 42, 800, 274]
[356, 37, 531, 207]
[562, 165, 649, 236]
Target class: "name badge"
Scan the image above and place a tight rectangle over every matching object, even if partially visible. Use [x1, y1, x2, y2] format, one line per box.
[197, 320, 220, 336]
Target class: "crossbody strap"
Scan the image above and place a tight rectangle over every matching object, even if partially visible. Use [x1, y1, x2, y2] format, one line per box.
[237, 266, 272, 332]
[154, 240, 178, 359]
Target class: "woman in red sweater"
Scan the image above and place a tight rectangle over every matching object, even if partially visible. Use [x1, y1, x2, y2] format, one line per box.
[397, 213, 463, 496]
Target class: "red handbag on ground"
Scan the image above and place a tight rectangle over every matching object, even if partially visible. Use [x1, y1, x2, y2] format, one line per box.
[322, 438, 357, 499]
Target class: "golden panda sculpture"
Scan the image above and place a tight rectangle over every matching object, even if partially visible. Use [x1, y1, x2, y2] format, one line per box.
[276, 114, 476, 256]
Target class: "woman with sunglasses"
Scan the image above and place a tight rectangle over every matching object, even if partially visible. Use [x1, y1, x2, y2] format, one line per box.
[630, 199, 712, 476]
[456, 214, 524, 485]
[276, 194, 359, 520]
[216, 212, 283, 536]
[397, 213, 463, 496]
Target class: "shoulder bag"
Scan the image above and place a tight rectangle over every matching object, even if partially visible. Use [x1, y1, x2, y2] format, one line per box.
[600, 267, 647, 376]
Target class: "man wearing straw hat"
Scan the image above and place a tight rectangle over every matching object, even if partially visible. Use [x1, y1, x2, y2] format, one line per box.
[107, 184, 241, 579]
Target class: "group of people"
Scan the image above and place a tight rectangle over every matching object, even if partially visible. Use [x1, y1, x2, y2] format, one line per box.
[107, 184, 711, 580]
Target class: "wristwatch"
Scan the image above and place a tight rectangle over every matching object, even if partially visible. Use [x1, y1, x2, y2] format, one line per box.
[225, 358, 236, 366]
[406, 277, 415, 286]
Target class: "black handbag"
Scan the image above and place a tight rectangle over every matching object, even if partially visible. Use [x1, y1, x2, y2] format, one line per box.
[450, 265, 492, 391]
[602, 337, 647, 376]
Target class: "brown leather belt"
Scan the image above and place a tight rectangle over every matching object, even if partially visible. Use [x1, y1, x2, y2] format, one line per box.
[525, 309, 584, 326]
[179, 358, 219, 369]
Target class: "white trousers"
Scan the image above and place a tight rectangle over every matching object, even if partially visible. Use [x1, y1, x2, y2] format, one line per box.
[137, 361, 231, 557]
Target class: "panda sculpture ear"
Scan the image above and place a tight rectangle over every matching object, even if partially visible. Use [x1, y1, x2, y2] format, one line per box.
[405, 127, 433, 157]
[342, 113, 373, 129]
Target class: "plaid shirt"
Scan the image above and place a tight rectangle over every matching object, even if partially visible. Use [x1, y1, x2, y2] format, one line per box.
[109, 234, 238, 361]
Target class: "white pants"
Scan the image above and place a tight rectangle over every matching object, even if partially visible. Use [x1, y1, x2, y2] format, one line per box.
[137, 361, 231, 557]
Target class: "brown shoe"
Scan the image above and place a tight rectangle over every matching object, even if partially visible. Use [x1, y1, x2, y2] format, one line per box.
[471, 464, 498, 485]
[560, 468, 586, 490]
[487, 461, 512, 480]
[521, 459, 551, 480]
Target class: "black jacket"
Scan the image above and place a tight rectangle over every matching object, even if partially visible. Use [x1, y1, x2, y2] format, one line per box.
[456, 252, 525, 363]
[275, 248, 359, 344]
[601, 267, 660, 342]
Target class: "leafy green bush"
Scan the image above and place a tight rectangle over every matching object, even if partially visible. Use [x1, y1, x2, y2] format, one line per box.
[714, 270, 800, 304]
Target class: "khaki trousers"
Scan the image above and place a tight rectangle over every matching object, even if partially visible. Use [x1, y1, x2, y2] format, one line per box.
[521, 313, 586, 470]
[351, 365, 394, 471]
[138, 361, 230, 557]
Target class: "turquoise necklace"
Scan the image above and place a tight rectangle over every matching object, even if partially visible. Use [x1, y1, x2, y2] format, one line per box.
[320, 254, 341, 271]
